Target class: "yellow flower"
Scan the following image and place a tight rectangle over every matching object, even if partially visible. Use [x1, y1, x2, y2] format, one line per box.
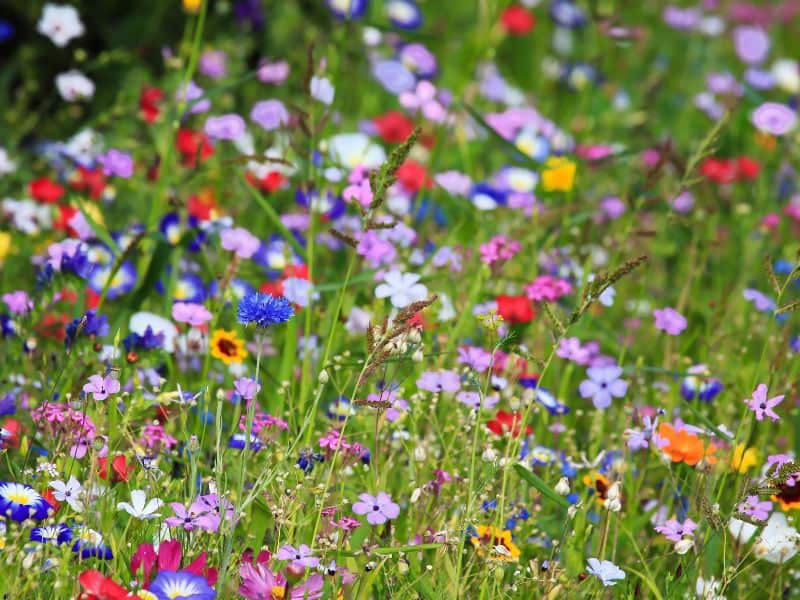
[731, 444, 758, 473]
[210, 329, 247, 364]
[0, 232, 10, 264]
[183, 0, 203, 13]
[469, 525, 520, 561]
[541, 157, 576, 192]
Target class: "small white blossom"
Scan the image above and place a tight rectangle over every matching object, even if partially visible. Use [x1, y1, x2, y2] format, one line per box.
[37, 3, 85, 47]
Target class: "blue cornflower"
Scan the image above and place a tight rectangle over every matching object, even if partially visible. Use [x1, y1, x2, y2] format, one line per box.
[30, 523, 72, 545]
[0, 482, 52, 521]
[296, 449, 325, 473]
[237, 291, 294, 328]
[65, 310, 109, 348]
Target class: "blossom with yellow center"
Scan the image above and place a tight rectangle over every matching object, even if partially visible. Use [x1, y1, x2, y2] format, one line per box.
[469, 525, 521, 561]
[731, 444, 758, 473]
[0, 232, 10, 264]
[541, 156, 577, 192]
[210, 329, 248, 364]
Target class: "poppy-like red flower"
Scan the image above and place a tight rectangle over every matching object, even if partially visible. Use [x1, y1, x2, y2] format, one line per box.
[373, 111, 415, 143]
[35, 312, 71, 341]
[700, 158, 737, 184]
[500, 4, 535, 35]
[736, 156, 760, 180]
[78, 570, 131, 600]
[396, 159, 432, 193]
[41, 488, 61, 513]
[187, 189, 221, 221]
[176, 129, 214, 167]
[53, 204, 79, 234]
[139, 86, 164, 123]
[71, 166, 106, 199]
[259, 280, 284, 297]
[496, 295, 536, 324]
[486, 410, 532, 437]
[284, 264, 310, 280]
[29, 177, 65, 204]
[1, 418, 21, 449]
[98, 454, 135, 483]
[246, 170, 285, 193]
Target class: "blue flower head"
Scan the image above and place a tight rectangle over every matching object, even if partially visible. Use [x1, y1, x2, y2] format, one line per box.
[237, 292, 294, 328]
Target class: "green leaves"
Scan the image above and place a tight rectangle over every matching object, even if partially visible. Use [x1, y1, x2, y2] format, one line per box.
[512, 463, 570, 509]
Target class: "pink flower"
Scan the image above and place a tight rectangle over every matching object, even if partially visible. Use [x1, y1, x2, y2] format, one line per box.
[2, 290, 33, 314]
[738, 495, 772, 521]
[655, 518, 698, 543]
[82, 374, 121, 401]
[276, 544, 319, 568]
[220, 227, 260, 259]
[525, 275, 572, 302]
[352, 492, 400, 525]
[233, 377, 260, 401]
[479, 235, 521, 266]
[257, 59, 290, 84]
[343, 178, 374, 207]
[172, 302, 212, 326]
[746, 383, 784, 422]
[653, 307, 687, 335]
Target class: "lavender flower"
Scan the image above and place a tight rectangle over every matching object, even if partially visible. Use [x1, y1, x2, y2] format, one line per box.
[746, 383, 784, 422]
[276, 544, 320, 568]
[352, 492, 400, 525]
[738, 495, 772, 521]
[653, 307, 687, 335]
[417, 370, 461, 393]
[578, 366, 628, 409]
[250, 99, 289, 131]
[205, 114, 246, 140]
[751, 102, 797, 136]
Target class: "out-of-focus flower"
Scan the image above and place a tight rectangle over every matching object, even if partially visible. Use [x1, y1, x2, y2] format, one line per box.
[37, 3, 84, 46]
[56, 70, 95, 102]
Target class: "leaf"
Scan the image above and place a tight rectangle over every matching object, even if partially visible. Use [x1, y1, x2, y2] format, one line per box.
[512, 463, 570, 509]
[128, 240, 174, 311]
[75, 197, 119, 253]
[373, 543, 442, 555]
[242, 179, 308, 262]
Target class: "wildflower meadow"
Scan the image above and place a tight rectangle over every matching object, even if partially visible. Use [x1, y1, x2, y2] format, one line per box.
[3, 1, 800, 598]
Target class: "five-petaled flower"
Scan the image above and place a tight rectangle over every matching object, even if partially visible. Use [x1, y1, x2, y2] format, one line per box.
[352, 492, 400, 525]
[746, 383, 784, 422]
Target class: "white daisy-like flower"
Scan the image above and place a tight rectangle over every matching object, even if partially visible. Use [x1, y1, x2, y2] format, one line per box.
[50, 476, 85, 512]
[55, 70, 95, 102]
[37, 3, 85, 47]
[117, 489, 164, 520]
[375, 271, 428, 309]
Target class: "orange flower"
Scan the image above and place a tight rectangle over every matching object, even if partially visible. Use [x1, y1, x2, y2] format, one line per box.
[658, 423, 717, 466]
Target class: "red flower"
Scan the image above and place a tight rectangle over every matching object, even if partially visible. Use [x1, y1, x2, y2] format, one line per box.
[699, 158, 737, 184]
[176, 129, 213, 167]
[259, 281, 284, 297]
[500, 4, 536, 35]
[373, 111, 415, 143]
[1, 418, 20, 449]
[98, 455, 135, 483]
[486, 410, 532, 437]
[140, 86, 164, 123]
[71, 166, 106, 199]
[54, 204, 79, 234]
[736, 156, 760, 180]
[187, 189, 221, 221]
[284, 264, 310, 280]
[41, 488, 61, 513]
[35, 312, 71, 341]
[496, 295, 536, 324]
[246, 170, 285, 193]
[396, 160, 432, 193]
[78, 570, 131, 600]
[29, 177, 65, 203]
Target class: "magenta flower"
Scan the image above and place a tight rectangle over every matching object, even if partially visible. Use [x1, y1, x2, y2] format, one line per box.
[479, 235, 521, 266]
[2, 290, 33, 314]
[653, 307, 687, 335]
[746, 383, 784, 422]
[221, 227, 261, 259]
[171, 302, 212, 326]
[578, 366, 628, 409]
[416, 370, 461, 393]
[738, 495, 772, 521]
[352, 492, 400, 525]
[525, 275, 572, 302]
[733, 26, 770, 65]
[458, 346, 492, 372]
[276, 544, 319, 568]
[82, 374, 121, 401]
[257, 59, 290, 84]
[97, 149, 134, 178]
[655, 518, 698, 542]
[199, 49, 227, 79]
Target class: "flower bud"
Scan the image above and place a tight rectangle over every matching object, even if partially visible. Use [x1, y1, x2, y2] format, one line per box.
[555, 477, 571, 496]
[674, 538, 694, 555]
[318, 370, 329, 384]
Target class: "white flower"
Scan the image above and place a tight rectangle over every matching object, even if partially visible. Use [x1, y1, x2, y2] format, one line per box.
[283, 277, 315, 308]
[555, 477, 571, 496]
[696, 575, 725, 599]
[130, 312, 178, 352]
[674, 538, 694, 554]
[328, 133, 386, 170]
[375, 271, 428, 309]
[586, 557, 625, 587]
[56, 70, 95, 102]
[2, 198, 53, 235]
[0, 148, 17, 177]
[37, 3, 84, 47]
[310, 76, 335, 105]
[117, 489, 164, 520]
[772, 59, 800, 94]
[754, 512, 799, 563]
[50, 476, 85, 512]
[64, 129, 102, 166]
[345, 306, 371, 334]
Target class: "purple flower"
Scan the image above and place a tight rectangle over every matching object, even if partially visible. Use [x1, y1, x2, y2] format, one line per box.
[276, 544, 320, 568]
[458, 346, 492, 372]
[371, 60, 416, 95]
[234, 377, 261, 401]
[82, 374, 120, 401]
[2, 290, 32, 314]
[456, 391, 499, 410]
[97, 149, 134, 178]
[257, 59, 290, 84]
[744, 68, 775, 90]
[250, 99, 289, 131]
[352, 492, 400, 525]
[434, 170, 472, 196]
[751, 102, 798, 136]
[738, 495, 772, 521]
[746, 383, 784, 422]
[578, 366, 628, 409]
[733, 26, 770, 65]
[171, 302, 212, 326]
[205, 114, 246, 140]
[670, 190, 694, 213]
[221, 227, 260, 259]
[199, 49, 227, 79]
[625, 415, 657, 451]
[416, 370, 461, 393]
[742, 288, 775, 312]
[176, 80, 211, 114]
[663, 6, 700, 30]
[653, 307, 687, 335]
[598, 196, 626, 221]
[556, 337, 594, 365]
[655, 518, 698, 542]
